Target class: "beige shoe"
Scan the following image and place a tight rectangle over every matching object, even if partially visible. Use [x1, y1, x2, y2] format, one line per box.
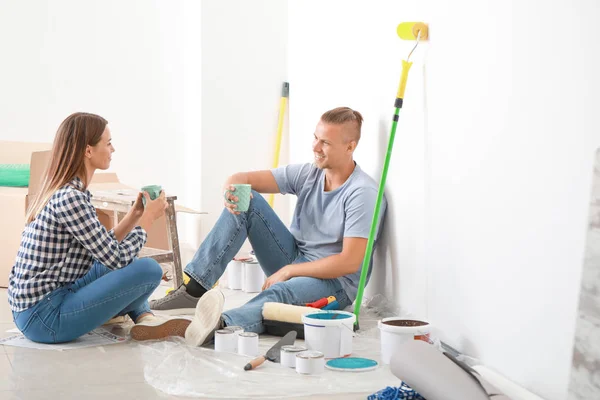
[185, 288, 225, 347]
[130, 314, 191, 341]
[103, 315, 129, 325]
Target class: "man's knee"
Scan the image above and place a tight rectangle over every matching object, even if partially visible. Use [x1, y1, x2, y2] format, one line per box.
[248, 190, 267, 209]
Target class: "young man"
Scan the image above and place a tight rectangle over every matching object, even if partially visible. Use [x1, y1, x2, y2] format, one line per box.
[151, 107, 387, 346]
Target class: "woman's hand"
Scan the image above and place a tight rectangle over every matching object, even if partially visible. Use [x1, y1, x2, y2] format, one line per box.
[129, 192, 145, 220]
[138, 191, 168, 231]
[144, 191, 168, 220]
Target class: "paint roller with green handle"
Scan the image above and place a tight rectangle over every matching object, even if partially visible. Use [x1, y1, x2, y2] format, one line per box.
[353, 23, 427, 330]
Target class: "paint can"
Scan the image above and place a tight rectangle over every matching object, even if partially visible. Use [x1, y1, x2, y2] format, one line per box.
[218, 267, 229, 288]
[237, 332, 259, 357]
[302, 310, 356, 359]
[378, 318, 431, 365]
[224, 326, 244, 352]
[243, 260, 265, 293]
[295, 350, 325, 375]
[227, 260, 243, 290]
[214, 329, 236, 353]
[280, 345, 307, 368]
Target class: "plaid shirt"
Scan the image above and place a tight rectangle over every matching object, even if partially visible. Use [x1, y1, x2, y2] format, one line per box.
[8, 177, 147, 312]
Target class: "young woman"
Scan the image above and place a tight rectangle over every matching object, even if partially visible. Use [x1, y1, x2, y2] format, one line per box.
[8, 112, 190, 343]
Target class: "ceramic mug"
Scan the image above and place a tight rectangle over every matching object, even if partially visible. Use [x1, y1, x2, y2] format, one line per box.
[141, 184, 162, 206]
[224, 184, 251, 212]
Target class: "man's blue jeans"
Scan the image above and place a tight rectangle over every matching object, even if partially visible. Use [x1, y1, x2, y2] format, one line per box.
[184, 191, 351, 333]
[13, 258, 162, 343]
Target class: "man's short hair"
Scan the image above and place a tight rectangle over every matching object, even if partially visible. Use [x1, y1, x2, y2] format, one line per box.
[321, 107, 363, 142]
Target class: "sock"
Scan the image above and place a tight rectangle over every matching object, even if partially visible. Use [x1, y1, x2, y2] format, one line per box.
[185, 278, 208, 298]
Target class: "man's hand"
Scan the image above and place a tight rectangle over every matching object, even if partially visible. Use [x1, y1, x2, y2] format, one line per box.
[260, 238, 368, 285]
[223, 184, 253, 215]
[262, 265, 293, 290]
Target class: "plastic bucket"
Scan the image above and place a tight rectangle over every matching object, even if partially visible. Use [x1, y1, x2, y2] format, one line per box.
[302, 311, 356, 359]
[378, 317, 431, 365]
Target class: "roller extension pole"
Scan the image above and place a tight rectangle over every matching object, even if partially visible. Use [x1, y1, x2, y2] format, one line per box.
[353, 60, 413, 330]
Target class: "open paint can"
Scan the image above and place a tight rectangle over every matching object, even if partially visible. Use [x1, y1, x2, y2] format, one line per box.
[378, 318, 431, 365]
[214, 329, 236, 353]
[280, 345, 307, 368]
[224, 326, 244, 352]
[227, 260, 243, 290]
[243, 260, 265, 293]
[295, 350, 325, 374]
[237, 332, 259, 357]
[302, 310, 356, 359]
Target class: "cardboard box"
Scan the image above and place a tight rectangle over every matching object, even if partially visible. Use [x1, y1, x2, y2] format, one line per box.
[0, 141, 202, 288]
[0, 141, 53, 287]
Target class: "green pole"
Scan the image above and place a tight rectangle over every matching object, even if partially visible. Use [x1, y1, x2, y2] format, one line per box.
[353, 60, 413, 330]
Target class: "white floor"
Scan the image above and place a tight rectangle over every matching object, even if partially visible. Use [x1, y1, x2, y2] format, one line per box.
[0, 284, 378, 399]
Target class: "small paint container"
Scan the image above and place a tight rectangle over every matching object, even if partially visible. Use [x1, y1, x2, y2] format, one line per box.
[295, 350, 325, 375]
[224, 326, 244, 352]
[243, 260, 265, 293]
[214, 329, 236, 353]
[238, 332, 259, 357]
[280, 345, 307, 368]
[227, 260, 243, 290]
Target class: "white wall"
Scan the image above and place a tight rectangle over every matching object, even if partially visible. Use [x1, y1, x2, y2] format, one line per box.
[0, 0, 289, 253]
[288, 1, 600, 399]
[200, 0, 290, 244]
[0, 0, 203, 247]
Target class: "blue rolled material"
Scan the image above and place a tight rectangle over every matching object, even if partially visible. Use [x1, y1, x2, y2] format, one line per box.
[367, 382, 425, 400]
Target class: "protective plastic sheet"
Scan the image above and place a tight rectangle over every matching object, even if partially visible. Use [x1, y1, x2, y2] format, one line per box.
[141, 336, 399, 398]
[141, 300, 402, 398]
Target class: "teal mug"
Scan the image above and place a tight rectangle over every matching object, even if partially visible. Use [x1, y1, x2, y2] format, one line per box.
[225, 184, 251, 212]
[141, 185, 162, 207]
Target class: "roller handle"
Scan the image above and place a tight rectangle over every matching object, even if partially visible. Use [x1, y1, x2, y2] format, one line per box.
[244, 355, 267, 371]
[306, 297, 329, 308]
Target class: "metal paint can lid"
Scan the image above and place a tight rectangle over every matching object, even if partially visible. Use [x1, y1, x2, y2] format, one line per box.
[215, 329, 233, 335]
[281, 345, 307, 353]
[224, 326, 244, 333]
[296, 350, 324, 359]
[239, 332, 258, 338]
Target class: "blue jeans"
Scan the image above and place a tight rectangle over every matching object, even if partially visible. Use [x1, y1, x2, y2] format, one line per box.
[12, 258, 162, 343]
[185, 191, 351, 333]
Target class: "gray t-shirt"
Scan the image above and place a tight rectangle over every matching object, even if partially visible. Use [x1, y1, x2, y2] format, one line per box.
[271, 162, 387, 301]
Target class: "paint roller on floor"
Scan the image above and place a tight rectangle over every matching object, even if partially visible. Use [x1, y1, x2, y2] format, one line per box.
[262, 294, 340, 337]
[262, 302, 315, 339]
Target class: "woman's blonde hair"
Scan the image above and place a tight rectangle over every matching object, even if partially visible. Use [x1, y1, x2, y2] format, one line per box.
[26, 112, 108, 223]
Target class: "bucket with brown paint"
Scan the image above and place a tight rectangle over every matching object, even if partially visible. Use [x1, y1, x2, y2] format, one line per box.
[378, 317, 431, 365]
